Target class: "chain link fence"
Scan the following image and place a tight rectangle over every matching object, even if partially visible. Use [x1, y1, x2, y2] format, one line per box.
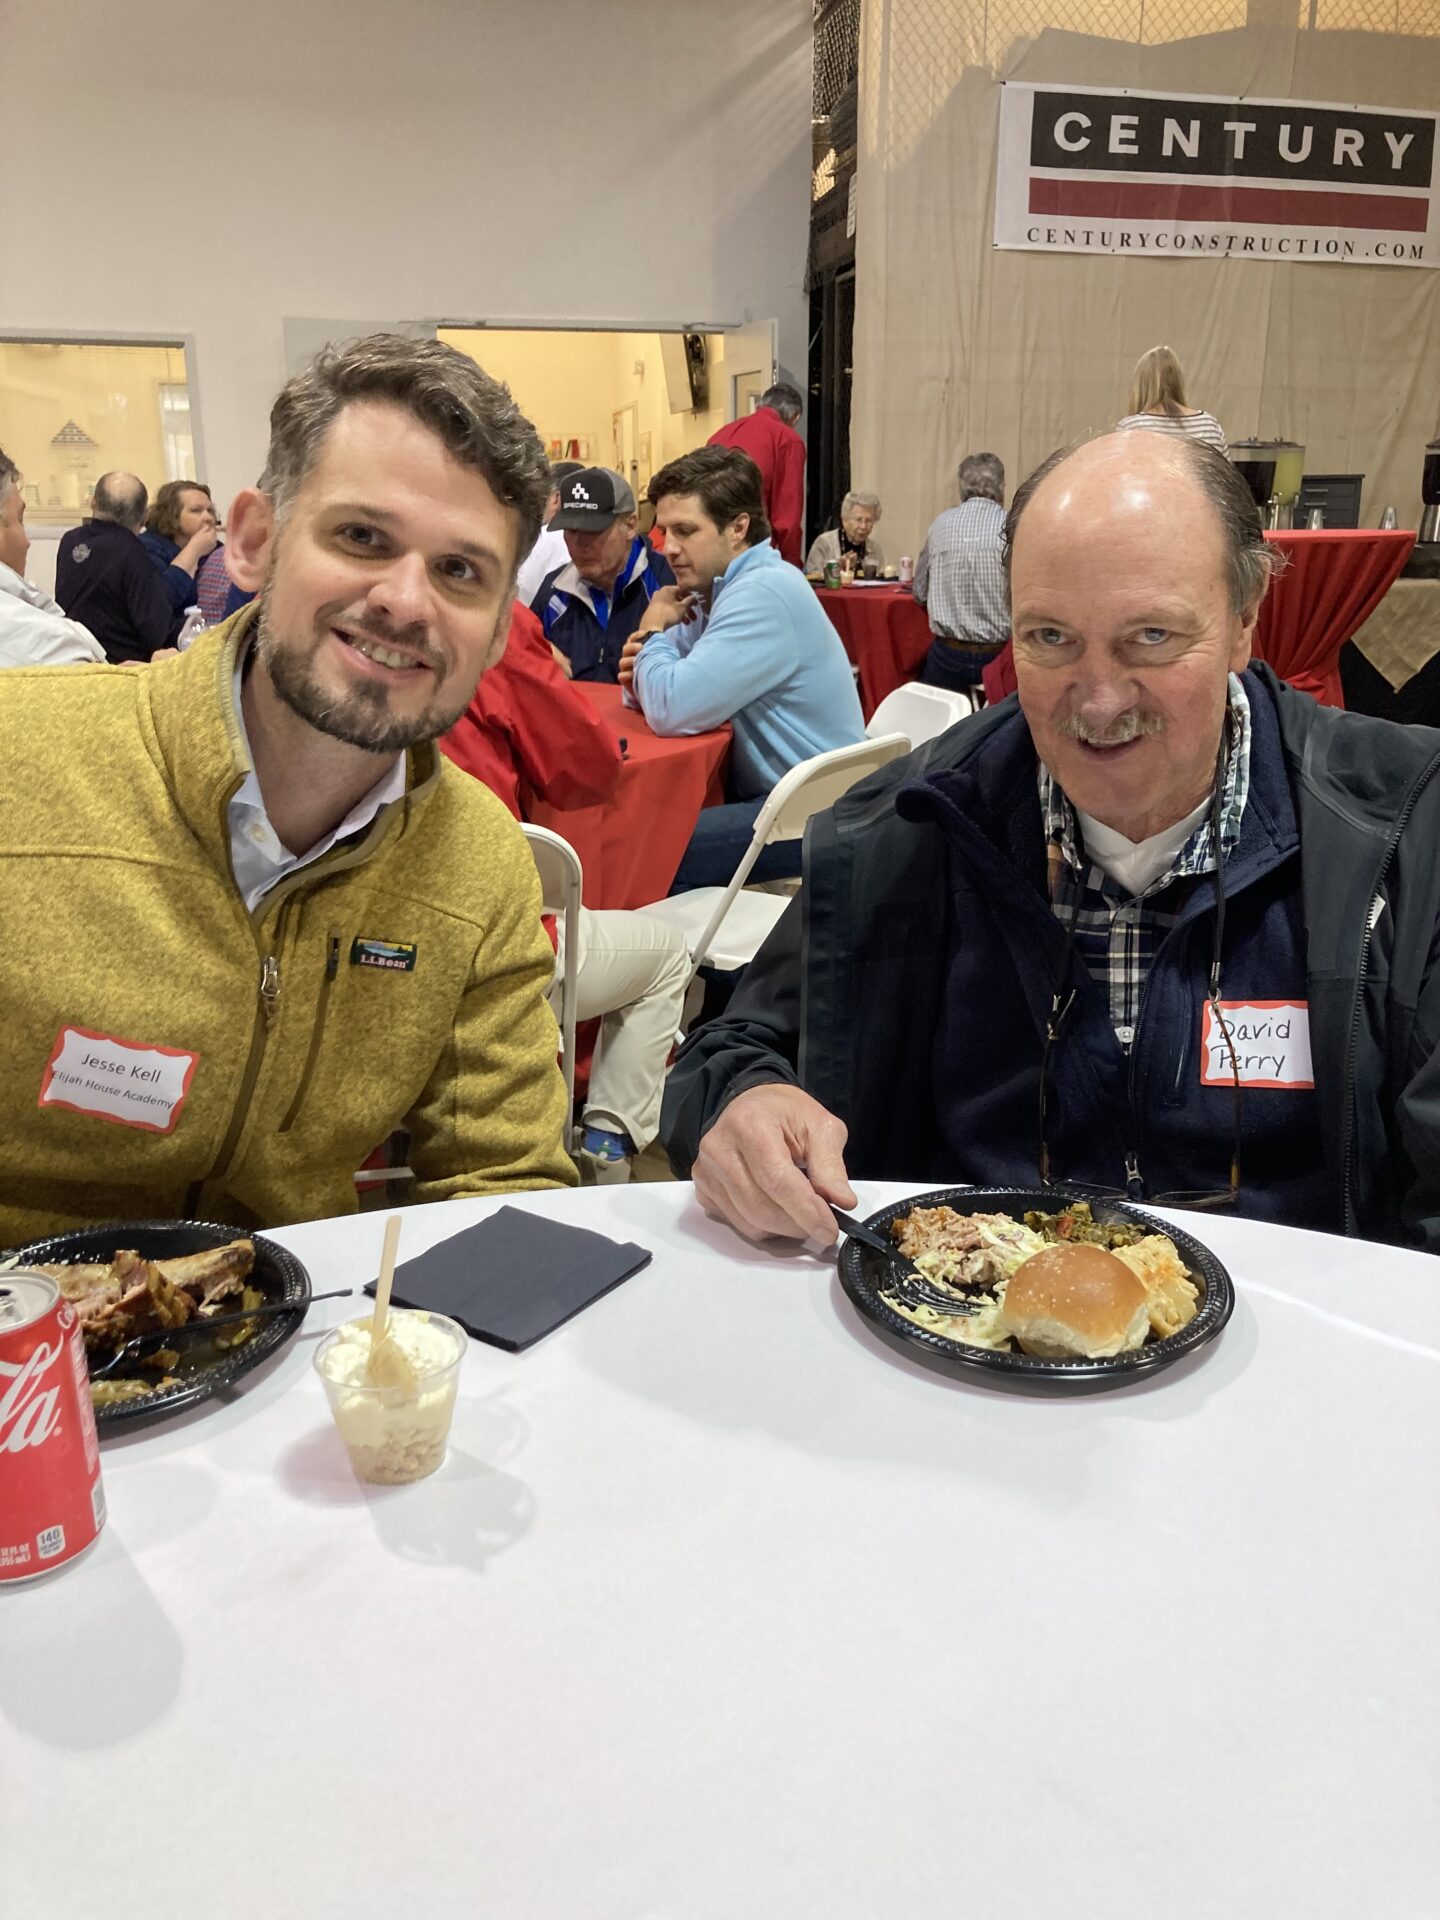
[814, 0, 861, 116]
[849, 0, 1437, 85]
[848, 0, 1438, 175]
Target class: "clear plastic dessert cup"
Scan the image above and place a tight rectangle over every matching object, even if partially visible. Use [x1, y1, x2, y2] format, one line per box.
[314, 1310, 467, 1485]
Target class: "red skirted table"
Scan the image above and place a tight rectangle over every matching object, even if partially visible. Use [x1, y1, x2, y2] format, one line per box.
[815, 584, 932, 718]
[529, 683, 731, 909]
[1254, 529, 1416, 707]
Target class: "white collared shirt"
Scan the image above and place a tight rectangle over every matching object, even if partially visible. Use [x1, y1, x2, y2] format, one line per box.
[0, 558, 105, 667]
[226, 655, 408, 913]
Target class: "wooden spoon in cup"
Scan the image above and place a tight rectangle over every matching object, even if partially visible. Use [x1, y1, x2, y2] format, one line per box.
[365, 1214, 415, 1387]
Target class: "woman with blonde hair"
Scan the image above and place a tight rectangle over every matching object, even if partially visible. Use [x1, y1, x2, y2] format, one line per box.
[1116, 345, 1228, 454]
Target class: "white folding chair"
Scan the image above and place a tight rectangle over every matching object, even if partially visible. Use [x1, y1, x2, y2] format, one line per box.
[866, 680, 978, 745]
[522, 824, 583, 1152]
[635, 733, 910, 988]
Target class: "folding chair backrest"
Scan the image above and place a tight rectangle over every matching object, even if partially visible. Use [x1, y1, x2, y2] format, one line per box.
[663, 733, 910, 985]
[524, 824, 581, 919]
[520, 824, 583, 1153]
[865, 681, 974, 747]
[758, 733, 912, 846]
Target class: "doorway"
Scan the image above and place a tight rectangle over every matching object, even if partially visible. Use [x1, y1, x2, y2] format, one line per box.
[438, 328, 734, 509]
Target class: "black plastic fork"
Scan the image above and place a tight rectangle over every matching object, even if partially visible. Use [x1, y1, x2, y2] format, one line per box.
[828, 1206, 980, 1318]
[89, 1288, 355, 1381]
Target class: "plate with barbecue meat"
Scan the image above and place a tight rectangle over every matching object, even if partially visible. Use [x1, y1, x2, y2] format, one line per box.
[3, 1220, 312, 1432]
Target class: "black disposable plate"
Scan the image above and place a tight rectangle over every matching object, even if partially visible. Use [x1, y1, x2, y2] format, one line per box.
[7, 1219, 312, 1434]
[837, 1187, 1235, 1394]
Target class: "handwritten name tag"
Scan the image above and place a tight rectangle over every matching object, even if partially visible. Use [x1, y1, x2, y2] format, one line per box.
[39, 1027, 198, 1134]
[1201, 1000, 1313, 1090]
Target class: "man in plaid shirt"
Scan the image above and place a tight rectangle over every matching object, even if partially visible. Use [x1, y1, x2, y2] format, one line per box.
[1041, 675, 1251, 1049]
[913, 452, 1009, 691]
[665, 430, 1440, 1250]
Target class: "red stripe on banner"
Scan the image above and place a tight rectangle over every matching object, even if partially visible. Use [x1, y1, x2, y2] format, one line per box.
[1028, 177, 1429, 233]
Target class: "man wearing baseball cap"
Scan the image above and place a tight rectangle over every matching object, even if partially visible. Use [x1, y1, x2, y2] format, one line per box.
[530, 465, 676, 682]
[514, 459, 585, 607]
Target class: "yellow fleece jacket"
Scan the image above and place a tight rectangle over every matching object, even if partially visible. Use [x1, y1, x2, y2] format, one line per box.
[0, 609, 575, 1244]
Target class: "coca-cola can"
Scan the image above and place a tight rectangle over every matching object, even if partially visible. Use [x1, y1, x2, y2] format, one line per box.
[0, 1271, 107, 1584]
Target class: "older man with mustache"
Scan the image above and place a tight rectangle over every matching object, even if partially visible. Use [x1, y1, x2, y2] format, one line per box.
[662, 431, 1440, 1252]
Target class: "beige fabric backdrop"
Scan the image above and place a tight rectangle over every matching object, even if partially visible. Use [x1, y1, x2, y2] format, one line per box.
[852, 4, 1440, 555]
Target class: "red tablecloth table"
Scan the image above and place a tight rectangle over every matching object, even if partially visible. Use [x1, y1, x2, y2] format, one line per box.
[1254, 529, 1415, 707]
[528, 683, 731, 909]
[815, 584, 932, 718]
[982, 642, 1018, 705]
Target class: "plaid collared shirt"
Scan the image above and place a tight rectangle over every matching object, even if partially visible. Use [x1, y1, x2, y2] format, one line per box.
[913, 498, 1008, 647]
[1039, 676, 1252, 1047]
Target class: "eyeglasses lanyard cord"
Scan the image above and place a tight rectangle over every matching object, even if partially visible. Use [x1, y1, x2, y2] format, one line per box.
[1043, 729, 1236, 1192]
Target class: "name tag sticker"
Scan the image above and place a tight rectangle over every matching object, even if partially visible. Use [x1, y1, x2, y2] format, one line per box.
[1201, 1000, 1313, 1090]
[39, 1026, 198, 1134]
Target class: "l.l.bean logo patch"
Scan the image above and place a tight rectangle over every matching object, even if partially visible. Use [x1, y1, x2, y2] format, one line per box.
[350, 938, 418, 973]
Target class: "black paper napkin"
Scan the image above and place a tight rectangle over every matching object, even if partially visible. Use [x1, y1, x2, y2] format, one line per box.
[363, 1206, 652, 1351]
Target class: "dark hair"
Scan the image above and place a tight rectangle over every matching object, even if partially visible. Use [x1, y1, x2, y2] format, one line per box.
[145, 478, 213, 542]
[1003, 433, 1278, 616]
[760, 382, 804, 424]
[261, 332, 551, 571]
[92, 472, 148, 530]
[648, 445, 771, 545]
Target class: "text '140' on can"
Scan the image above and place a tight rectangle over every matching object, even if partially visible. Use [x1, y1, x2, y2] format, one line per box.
[0, 1271, 107, 1583]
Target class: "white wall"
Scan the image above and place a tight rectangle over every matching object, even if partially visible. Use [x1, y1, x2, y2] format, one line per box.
[0, 0, 811, 516]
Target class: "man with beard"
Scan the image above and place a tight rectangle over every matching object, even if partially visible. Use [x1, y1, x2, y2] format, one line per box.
[0, 333, 575, 1242]
[662, 431, 1440, 1252]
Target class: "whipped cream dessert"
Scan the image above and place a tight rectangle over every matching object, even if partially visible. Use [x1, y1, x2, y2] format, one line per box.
[315, 1311, 465, 1485]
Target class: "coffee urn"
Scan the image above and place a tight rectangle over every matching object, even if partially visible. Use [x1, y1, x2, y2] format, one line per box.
[1421, 439, 1440, 545]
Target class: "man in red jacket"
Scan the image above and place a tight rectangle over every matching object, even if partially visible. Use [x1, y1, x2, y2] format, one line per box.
[442, 605, 690, 1182]
[707, 383, 806, 566]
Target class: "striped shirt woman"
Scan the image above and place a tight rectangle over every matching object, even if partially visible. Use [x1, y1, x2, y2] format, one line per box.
[1116, 345, 1228, 456]
[1116, 408, 1229, 456]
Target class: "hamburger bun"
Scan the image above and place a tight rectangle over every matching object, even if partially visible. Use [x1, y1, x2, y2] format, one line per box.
[1000, 1242, 1151, 1360]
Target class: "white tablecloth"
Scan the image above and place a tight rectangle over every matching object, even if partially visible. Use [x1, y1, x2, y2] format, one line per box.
[7, 1185, 1439, 1918]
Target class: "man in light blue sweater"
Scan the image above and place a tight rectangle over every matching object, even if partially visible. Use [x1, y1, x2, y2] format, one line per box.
[620, 445, 865, 891]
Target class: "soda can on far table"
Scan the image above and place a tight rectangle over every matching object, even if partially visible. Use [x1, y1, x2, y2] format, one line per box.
[0, 1271, 107, 1584]
[823, 558, 842, 588]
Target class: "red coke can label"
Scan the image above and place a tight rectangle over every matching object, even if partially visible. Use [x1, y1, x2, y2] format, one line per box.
[0, 1271, 107, 1583]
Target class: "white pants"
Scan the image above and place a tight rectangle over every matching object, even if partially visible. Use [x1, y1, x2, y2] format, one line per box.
[549, 908, 690, 1151]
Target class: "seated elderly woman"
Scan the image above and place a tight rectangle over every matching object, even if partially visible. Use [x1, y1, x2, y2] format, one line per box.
[806, 490, 885, 573]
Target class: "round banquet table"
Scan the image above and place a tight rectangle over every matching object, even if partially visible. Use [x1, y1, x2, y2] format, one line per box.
[528, 683, 730, 908]
[10, 1184, 1438, 1919]
[1254, 528, 1415, 708]
[815, 583, 932, 718]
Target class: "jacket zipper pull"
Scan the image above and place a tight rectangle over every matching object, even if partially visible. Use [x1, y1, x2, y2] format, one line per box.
[1124, 1151, 1144, 1201]
[260, 954, 281, 1025]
